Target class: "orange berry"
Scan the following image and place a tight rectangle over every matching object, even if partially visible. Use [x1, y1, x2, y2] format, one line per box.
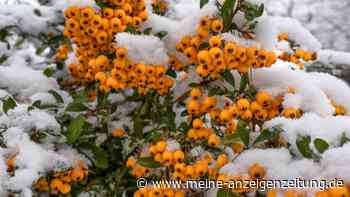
[211, 19, 223, 32]
[209, 36, 222, 48]
[50, 178, 63, 192]
[187, 99, 200, 115]
[208, 134, 220, 148]
[216, 154, 228, 168]
[59, 183, 71, 194]
[192, 118, 204, 129]
[112, 128, 126, 137]
[190, 88, 202, 99]
[173, 150, 185, 163]
[237, 98, 250, 112]
[256, 91, 273, 109]
[162, 151, 173, 164]
[248, 163, 266, 179]
[155, 140, 167, 153]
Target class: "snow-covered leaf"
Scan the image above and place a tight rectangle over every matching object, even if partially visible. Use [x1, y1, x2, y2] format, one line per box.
[66, 102, 89, 112]
[296, 136, 314, 159]
[48, 90, 64, 104]
[2, 96, 17, 114]
[314, 138, 329, 153]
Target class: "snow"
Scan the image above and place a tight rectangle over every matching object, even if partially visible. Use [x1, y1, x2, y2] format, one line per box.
[0, 0, 96, 34]
[252, 61, 335, 117]
[143, 0, 218, 50]
[0, 64, 58, 97]
[115, 33, 169, 66]
[321, 143, 350, 182]
[221, 32, 260, 48]
[282, 93, 302, 109]
[2, 127, 71, 192]
[0, 104, 60, 132]
[317, 50, 350, 65]
[219, 146, 350, 193]
[308, 72, 350, 115]
[264, 113, 350, 156]
[255, 16, 322, 51]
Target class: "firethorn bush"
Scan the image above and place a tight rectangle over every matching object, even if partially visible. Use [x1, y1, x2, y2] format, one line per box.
[1, 0, 350, 197]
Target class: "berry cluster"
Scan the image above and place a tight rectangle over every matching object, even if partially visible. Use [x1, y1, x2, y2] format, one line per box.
[171, 16, 277, 78]
[34, 162, 88, 194]
[55, 44, 70, 61]
[277, 33, 317, 69]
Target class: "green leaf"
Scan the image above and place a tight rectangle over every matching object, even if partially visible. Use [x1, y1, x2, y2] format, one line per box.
[36, 46, 47, 55]
[253, 129, 280, 145]
[188, 83, 200, 87]
[133, 116, 145, 138]
[200, 0, 209, 8]
[97, 91, 109, 107]
[257, 4, 265, 16]
[0, 54, 8, 64]
[72, 90, 88, 103]
[138, 157, 161, 168]
[56, 61, 65, 70]
[143, 27, 153, 35]
[0, 28, 10, 42]
[145, 130, 162, 142]
[2, 96, 17, 114]
[296, 136, 314, 159]
[208, 86, 225, 96]
[31, 100, 42, 109]
[340, 133, 350, 146]
[14, 37, 25, 48]
[43, 67, 54, 77]
[66, 115, 86, 145]
[48, 90, 64, 104]
[166, 69, 177, 78]
[221, 70, 235, 87]
[79, 142, 109, 169]
[198, 42, 210, 50]
[223, 133, 240, 145]
[90, 146, 108, 169]
[241, 2, 265, 22]
[95, 1, 108, 8]
[33, 8, 42, 16]
[237, 121, 249, 147]
[125, 26, 137, 34]
[48, 35, 65, 45]
[66, 102, 89, 112]
[239, 74, 249, 92]
[155, 31, 168, 40]
[217, 189, 238, 197]
[314, 138, 329, 153]
[180, 110, 188, 117]
[220, 0, 237, 32]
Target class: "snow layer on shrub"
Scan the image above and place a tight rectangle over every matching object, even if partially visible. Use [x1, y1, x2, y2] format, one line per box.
[0, 64, 58, 97]
[317, 50, 350, 65]
[143, 0, 218, 50]
[0, 104, 60, 132]
[321, 143, 350, 182]
[256, 16, 322, 51]
[0, 0, 96, 34]
[308, 72, 350, 115]
[115, 33, 169, 65]
[2, 127, 71, 192]
[252, 61, 334, 116]
[264, 113, 350, 156]
[219, 142, 350, 195]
